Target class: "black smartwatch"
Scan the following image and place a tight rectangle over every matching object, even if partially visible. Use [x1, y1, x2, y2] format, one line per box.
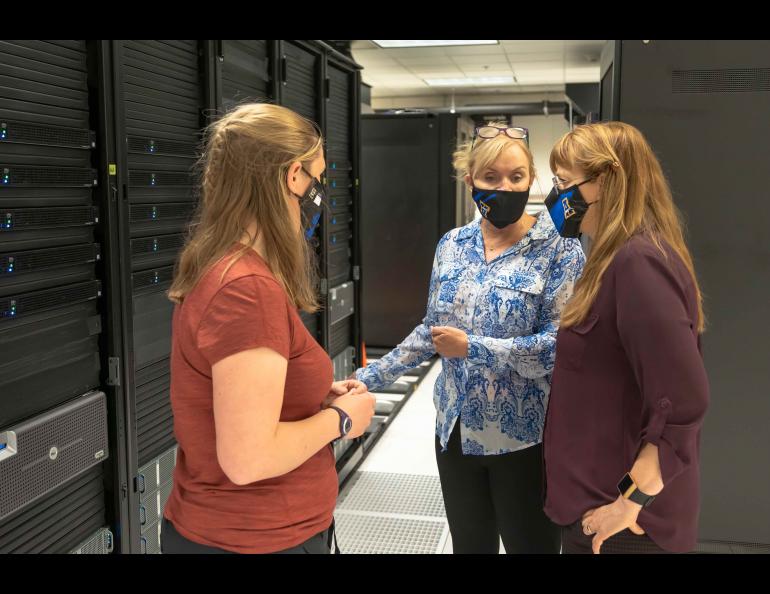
[617, 473, 656, 508]
[329, 406, 352, 440]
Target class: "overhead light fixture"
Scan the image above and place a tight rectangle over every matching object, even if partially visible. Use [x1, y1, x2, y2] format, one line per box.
[372, 40, 498, 48]
[424, 76, 515, 87]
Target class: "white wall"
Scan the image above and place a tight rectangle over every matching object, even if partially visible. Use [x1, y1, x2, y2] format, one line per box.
[511, 114, 570, 215]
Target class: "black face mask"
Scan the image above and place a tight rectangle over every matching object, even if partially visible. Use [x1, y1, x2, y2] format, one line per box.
[294, 167, 326, 240]
[544, 179, 595, 238]
[471, 186, 530, 229]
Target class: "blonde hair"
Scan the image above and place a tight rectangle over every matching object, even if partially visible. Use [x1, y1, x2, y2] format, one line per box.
[168, 103, 323, 312]
[550, 121, 705, 332]
[453, 121, 536, 183]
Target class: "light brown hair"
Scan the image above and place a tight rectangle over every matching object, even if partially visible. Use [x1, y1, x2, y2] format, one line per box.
[550, 121, 705, 332]
[168, 103, 323, 312]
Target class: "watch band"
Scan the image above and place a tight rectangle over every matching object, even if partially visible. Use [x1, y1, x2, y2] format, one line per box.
[329, 406, 351, 440]
[617, 473, 656, 508]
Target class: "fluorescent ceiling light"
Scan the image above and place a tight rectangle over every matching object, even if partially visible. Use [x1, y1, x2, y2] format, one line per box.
[372, 40, 498, 48]
[424, 76, 515, 87]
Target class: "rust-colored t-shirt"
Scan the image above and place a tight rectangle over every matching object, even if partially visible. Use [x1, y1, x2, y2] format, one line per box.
[163, 246, 336, 554]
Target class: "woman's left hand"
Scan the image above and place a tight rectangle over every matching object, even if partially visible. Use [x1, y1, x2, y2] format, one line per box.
[431, 326, 468, 358]
[322, 379, 368, 408]
[581, 496, 646, 554]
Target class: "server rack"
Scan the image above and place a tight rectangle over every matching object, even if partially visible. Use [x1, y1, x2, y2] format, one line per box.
[360, 112, 459, 349]
[609, 40, 770, 553]
[106, 39, 206, 553]
[0, 40, 112, 553]
[1, 39, 363, 554]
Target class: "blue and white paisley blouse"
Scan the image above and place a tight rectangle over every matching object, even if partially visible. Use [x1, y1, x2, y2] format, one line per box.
[356, 212, 585, 455]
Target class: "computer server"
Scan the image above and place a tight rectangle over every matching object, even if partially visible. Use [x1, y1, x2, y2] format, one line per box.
[0, 40, 111, 554]
[1, 39, 364, 554]
[607, 39, 770, 554]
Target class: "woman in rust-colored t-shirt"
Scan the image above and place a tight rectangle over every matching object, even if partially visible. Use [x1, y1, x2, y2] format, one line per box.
[160, 104, 375, 554]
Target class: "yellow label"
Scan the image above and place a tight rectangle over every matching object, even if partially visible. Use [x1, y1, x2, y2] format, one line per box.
[108, 164, 117, 176]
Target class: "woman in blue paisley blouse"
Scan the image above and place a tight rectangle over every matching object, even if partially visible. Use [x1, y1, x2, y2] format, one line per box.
[355, 123, 585, 553]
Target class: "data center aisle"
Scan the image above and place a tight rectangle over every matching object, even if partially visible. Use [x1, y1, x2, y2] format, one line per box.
[333, 360, 452, 554]
[334, 358, 510, 554]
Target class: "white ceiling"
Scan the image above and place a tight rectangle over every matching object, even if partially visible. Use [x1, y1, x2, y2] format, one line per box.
[351, 40, 606, 98]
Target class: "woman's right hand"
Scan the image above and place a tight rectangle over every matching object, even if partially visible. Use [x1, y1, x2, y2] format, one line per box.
[332, 390, 376, 440]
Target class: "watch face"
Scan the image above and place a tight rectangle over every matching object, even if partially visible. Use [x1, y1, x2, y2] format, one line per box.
[342, 417, 353, 435]
[618, 473, 635, 497]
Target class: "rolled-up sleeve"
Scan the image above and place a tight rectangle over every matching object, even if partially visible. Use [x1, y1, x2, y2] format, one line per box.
[615, 247, 710, 486]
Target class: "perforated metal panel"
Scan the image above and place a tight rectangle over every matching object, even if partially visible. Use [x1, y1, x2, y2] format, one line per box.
[337, 472, 445, 518]
[672, 68, 770, 93]
[137, 445, 177, 553]
[140, 522, 161, 554]
[696, 540, 770, 554]
[70, 527, 113, 554]
[0, 390, 108, 521]
[334, 513, 447, 554]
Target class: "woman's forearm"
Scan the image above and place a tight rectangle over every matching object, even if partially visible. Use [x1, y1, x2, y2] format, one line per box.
[629, 442, 665, 495]
[223, 409, 340, 485]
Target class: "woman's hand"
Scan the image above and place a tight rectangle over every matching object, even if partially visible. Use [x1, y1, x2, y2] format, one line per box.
[431, 326, 469, 358]
[581, 496, 646, 554]
[322, 379, 368, 408]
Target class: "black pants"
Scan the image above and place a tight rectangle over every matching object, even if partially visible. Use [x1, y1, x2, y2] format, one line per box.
[560, 519, 672, 554]
[160, 516, 338, 554]
[435, 425, 560, 554]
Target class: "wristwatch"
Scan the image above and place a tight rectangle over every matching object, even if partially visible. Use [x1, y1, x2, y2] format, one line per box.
[617, 473, 656, 508]
[329, 406, 353, 440]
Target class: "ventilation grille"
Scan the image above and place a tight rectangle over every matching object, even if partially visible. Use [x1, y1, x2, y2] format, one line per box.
[0, 207, 98, 231]
[0, 244, 99, 276]
[0, 391, 108, 521]
[0, 166, 96, 188]
[130, 202, 193, 223]
[70, 527, 113, 554]
[127, 137, 197, 158]
[131, 234, 185, 257]
[0, 121, 94, 150]
[132, 267, 174, 291]
[0, 280, 101, 320]
[672, 68, 770, 93]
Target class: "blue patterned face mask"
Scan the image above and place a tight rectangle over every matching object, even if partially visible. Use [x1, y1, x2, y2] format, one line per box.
[471, 186, 530, 229]
[544, 178, 596, 238]
[293, 167, 326, 240]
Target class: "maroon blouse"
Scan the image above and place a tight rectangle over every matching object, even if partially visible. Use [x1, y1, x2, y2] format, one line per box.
[543, 233, 710, 553]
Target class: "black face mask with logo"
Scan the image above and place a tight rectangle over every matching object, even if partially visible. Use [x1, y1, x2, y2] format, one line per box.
[544, 179, 595, 238]
[293, 167, 326, 240]
[471, 186, 530, 229]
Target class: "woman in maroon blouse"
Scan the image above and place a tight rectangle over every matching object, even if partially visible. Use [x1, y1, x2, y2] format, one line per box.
[542, 122, 709, 554]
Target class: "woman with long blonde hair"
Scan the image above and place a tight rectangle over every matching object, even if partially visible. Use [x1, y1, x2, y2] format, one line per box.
[543, 121, 710, 554]
[161, 103, 375, 554]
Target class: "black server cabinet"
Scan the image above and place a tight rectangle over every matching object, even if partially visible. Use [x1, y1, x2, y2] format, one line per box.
[277, 40, 327, 348]
[360, 113, 457, 349]
[109, 40, 205, 553]
[218, 40, 273, 111]
[611, 40, 770, 553]
[0, 40, 111, 553]
[323, 50, 361, 380]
